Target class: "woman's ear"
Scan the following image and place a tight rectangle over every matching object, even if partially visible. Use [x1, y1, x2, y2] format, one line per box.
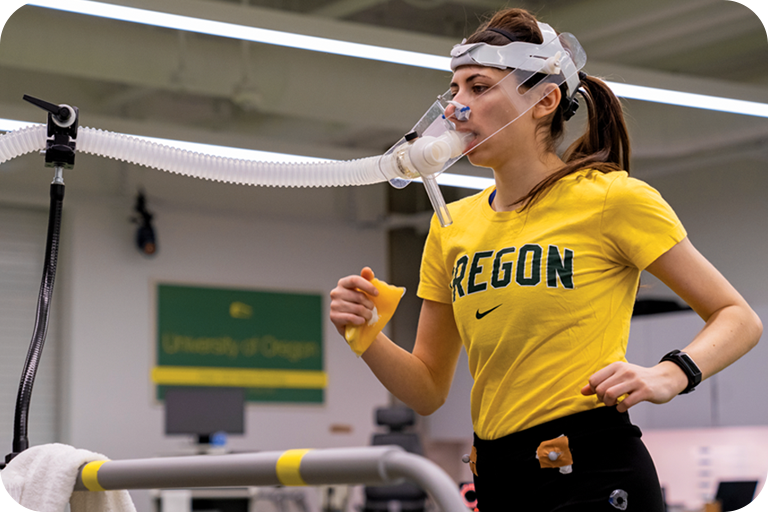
[531, 84, 561, 119]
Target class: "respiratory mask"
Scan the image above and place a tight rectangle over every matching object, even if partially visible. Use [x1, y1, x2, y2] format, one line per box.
[380, 22, 587, 227]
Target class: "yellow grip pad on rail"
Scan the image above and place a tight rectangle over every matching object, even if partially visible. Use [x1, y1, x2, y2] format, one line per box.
[276, 449, 312, 486]
[344, 271, 405, 357]
[81, 460, 109, 492]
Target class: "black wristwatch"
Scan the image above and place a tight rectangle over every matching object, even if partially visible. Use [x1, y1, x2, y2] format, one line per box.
[659, 350, 702, 395]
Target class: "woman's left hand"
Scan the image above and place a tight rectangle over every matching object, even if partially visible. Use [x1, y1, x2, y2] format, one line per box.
[580, 361, 689, 413]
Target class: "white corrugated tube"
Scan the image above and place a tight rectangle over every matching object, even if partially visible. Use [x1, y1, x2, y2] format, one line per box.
[0, 125, 48, 165]
[0, 124, 390, 188]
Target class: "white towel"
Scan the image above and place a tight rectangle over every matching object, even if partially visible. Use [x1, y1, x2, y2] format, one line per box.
[0, 443, 136, 512]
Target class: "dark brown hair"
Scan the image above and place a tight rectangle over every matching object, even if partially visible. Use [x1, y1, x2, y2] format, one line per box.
[465, 8, 631, 209]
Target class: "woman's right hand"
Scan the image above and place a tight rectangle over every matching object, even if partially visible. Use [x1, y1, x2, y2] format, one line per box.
[329, 267, 379, 337]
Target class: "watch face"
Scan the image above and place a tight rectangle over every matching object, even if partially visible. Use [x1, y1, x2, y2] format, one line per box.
[679, 353, 702, 378]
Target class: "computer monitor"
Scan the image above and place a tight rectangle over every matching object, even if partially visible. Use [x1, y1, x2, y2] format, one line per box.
[164, 387, 245, 443]
[715, 480, 759, 512]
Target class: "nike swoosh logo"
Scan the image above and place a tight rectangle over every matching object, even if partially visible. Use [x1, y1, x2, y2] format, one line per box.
[476, 304, 502, 319]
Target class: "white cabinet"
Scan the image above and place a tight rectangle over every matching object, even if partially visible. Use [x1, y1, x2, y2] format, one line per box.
[625, 305, 768, 430]
[626, 310, 714, 430]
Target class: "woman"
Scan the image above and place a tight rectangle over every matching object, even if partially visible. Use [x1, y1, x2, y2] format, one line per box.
[329, 8, 762, 511]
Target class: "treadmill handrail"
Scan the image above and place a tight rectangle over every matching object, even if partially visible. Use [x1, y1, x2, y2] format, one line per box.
[73, 445, 466, 512]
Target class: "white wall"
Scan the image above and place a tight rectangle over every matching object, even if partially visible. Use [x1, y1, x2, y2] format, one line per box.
[627, 306, 768, 430]
[637, 159, 768, 310]
[0, 206, 60, 448]
[55, 194, 390, 510]
[643, 427, 768, 509]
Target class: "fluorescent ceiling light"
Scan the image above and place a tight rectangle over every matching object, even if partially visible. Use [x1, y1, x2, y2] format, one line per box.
[139, 135, 331, 164]
[26, 0, 450, 71]
[0, 119, 37, 131]
[432, 174, 494, 190]
[608, 82, 768, 118]
[25, 0, 768, 118]
[0, 119, 491, 189]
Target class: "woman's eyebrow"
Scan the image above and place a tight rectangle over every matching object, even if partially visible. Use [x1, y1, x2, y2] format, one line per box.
[450, 73, 491, 89]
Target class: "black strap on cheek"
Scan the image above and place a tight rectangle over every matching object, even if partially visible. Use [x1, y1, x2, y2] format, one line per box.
[562, 95, 580, 121]
[486, 27, 519, 43]
[560, 88, 585, 122]
[561, 74, 587, 121]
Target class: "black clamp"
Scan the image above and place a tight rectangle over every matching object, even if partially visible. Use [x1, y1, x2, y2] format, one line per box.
[23, 95, 79, 169]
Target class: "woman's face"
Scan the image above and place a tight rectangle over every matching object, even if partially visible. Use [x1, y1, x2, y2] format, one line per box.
[446, 65, 539, 169]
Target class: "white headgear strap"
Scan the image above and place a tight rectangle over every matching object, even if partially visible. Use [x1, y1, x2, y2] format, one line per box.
[450, 22, 580, 99]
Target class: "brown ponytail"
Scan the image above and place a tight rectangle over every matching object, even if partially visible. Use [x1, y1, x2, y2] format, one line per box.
[521, 75, 631, 210]
[462, 8, 632, 210]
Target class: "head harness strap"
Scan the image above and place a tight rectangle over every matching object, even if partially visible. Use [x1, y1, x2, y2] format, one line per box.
[486, 27, 519, 43]
[449, 21, 583, 106]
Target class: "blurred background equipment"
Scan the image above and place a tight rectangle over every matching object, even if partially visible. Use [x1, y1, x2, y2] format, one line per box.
[364, 406, 427, 512]
[133, 190, 157, 256]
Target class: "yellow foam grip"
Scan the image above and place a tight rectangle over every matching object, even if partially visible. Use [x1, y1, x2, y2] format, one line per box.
[344, 277, 405, 357]
[276, 449, 312, 486]
[81, 460, 109, 492]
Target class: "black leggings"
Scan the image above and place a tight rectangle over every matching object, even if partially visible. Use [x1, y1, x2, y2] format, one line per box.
[472, 407, 664, 512]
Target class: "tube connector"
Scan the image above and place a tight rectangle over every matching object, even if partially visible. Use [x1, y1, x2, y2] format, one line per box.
[378, 130, 469, 183]
[408, 131, 468, 177]
[377, 130, 470, 227]
[408, 131, 469, 226]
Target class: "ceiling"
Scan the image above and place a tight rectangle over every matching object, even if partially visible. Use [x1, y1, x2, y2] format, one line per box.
[0, 0, 766, 221]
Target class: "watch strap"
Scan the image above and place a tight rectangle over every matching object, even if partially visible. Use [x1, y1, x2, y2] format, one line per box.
[660, 349, 702, 394]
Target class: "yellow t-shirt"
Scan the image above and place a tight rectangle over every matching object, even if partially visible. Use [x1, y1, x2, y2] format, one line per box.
[417, 169, 687, 440]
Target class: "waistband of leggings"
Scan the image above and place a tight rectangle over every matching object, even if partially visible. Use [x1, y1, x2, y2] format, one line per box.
[474, 406, 640, 454]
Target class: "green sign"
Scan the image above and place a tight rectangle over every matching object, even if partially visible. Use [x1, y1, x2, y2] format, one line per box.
[154, 284, 325, 403]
